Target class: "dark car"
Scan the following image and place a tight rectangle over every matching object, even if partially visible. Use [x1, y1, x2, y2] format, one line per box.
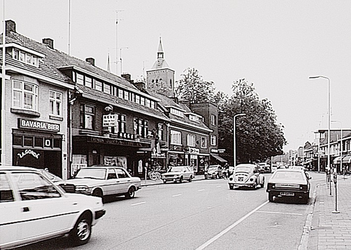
[204, 165, 223, 179]
[266, 169, 311, 203]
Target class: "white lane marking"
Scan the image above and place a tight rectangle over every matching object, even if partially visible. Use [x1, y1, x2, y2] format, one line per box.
[256, 210, 303, 216]
[172, 194, 182, 197]
[196, 201, 269, 250]
[131, 202, 146, 206]
[198, 189, 205, 192]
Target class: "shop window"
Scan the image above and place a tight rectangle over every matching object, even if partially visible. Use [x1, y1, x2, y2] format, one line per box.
[54, 138, 61, 148]
[13, 135, 23, 146]
[35, 137, 43, 147]
[24, 136, 33, 147]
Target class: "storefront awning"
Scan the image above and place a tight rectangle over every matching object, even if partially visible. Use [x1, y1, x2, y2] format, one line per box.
[343, 155, 351, 164]
[333, 156, 342, 164]
[211, 154, 227, 163]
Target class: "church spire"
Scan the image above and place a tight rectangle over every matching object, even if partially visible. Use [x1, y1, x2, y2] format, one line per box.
[157, 37, 164, 59]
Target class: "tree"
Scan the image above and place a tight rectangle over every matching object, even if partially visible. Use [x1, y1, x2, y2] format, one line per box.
[175, 68, 216, 103]
[218, 79, 286, 164]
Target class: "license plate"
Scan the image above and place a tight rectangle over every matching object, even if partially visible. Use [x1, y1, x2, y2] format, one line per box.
[238, 177, 243, 181]
[280, 192, 294, 197]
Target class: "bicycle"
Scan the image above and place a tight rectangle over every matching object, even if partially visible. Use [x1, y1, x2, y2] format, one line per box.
[148, 170, 162, 181]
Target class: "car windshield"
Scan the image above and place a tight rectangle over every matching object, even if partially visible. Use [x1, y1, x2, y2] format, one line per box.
[272, 171, 305, 181]
[75, 168, 106, 180]
[208, 166, 218, 170]
[235, 166, 251, 173]
[170, 167, 185, 172]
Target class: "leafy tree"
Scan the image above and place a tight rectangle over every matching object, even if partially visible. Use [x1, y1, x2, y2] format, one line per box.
[218, 79, 286, 164]
[175, 68, 215, 103]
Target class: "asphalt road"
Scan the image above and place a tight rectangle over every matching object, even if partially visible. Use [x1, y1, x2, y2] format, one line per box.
[19, 172, 325, 250]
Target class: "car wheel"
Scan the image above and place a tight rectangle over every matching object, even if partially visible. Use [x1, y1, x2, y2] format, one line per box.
[92, 189, 103, 198]
[69, 214, 92, 246]
[268, 193, 274, 202]
[229, 185, 234, 190]
[125, 187, 136, 198]
[189, 176, 193, 182]
[179, 176, 183, 183]
[163, 180, 167, 183]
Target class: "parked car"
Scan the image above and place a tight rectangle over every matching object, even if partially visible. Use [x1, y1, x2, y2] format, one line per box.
[266, 169, 311, 203]
[39, 169, 76, 193]
[257, 162, 271, 173]
[0, 166, 105, 249]
[66, 166, 141, 199]
[204, 165, 223, 179]
[228, 164, 265, 189]
[161, 166, 194, 183]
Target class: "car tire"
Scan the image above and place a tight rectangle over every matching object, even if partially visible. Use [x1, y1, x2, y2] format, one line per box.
[229, 185, 234, 190]
[92, 189, 103, 198]
[189, 176, 193, 182]
[125, 187, 135, 198]
[163, 180, 167, 183]
[179, 176, 183, 183]
[268, 193, 274, 202]
[69, 214, 92, 246]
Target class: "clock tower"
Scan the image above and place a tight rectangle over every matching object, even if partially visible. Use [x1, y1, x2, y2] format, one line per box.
[147, 38, 175, 97]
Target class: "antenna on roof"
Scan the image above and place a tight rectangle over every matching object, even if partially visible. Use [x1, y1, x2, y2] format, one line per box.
[115, 9, 123, 75]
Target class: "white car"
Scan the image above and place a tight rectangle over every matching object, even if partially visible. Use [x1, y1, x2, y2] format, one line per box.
[161, 166, 195, 183]
[66, 166, 141, 199]
[0, 166, 105, 249]
[228, 164, 265, 189]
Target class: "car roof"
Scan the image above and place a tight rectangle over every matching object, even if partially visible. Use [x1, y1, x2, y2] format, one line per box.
[0, 166, 40, 172]
[235, 164, 256, 168]
[84, 165, 125, 169]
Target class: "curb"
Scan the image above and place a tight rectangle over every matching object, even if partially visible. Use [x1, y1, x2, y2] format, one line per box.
[297, 183, 319, 250]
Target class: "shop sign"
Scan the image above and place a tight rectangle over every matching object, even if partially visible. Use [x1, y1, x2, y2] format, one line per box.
[17, 149, 40, 159]
[18, 118, 60, 132]
[103, 114, 117, 127]
[188, 147, 199, 154]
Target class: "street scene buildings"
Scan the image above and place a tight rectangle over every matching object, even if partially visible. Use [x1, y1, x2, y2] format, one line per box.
[0, 20, 226, 180]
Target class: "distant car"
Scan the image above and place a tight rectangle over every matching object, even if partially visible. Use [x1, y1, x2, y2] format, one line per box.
[228, 164, 265, 189]
[161, 166, 194, 183]
[66, 166, 141, 199]
[266, 169, 311, 203]
[0, 166, 105, 249]
[257, 163, 271, 173]
[271, 165, 278, 173]
[204, 165, 223, 179]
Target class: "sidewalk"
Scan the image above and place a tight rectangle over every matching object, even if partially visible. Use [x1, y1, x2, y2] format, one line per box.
[141, 174, 205, 186]
[306, 175, 351, 249]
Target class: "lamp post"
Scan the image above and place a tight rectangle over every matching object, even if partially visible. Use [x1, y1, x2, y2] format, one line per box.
[233, 113, 245, 167]
[331, 120, 342, 214]
[309, 76, 331, 172]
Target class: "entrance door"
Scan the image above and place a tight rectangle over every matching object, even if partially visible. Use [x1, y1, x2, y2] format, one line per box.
[44, 151, 61, 178]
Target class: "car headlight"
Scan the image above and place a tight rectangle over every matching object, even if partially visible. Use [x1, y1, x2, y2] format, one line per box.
[76, 185, 92, 194]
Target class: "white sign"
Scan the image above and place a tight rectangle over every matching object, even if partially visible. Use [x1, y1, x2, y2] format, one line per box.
[103, 114, 117, 127]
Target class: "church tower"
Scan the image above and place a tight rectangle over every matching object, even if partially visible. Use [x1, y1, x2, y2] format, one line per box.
[146, 38, 175, 97]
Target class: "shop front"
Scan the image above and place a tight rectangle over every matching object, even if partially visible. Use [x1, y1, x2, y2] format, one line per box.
[12, 119, 63, 178]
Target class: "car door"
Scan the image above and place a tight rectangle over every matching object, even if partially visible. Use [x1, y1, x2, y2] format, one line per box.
[0, 172, 21, 248]
[104, 168, 119, 195]
[11, 171, 75, 241]
[115, 168, 130, 194]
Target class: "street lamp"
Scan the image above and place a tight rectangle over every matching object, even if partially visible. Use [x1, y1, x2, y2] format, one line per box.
[233, 113, 246, 167]
[309, 76, 331, 172]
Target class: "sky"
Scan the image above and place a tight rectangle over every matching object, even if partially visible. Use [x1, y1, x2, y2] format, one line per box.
[2, 0, 351, 152]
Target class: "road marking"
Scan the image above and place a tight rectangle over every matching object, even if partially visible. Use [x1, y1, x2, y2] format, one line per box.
[131, 202, 146, 206]
[196, 201, 269, 250]
[198, 189, 205, 192]
[172, 194, 182, 197]
[256, 210, 303, 216]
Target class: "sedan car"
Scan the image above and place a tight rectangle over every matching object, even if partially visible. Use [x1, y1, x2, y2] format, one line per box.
[204, 165, 223, 179]
[0, 166, 105, 249]
[161, 166, 194, 183]
[66, 166, 141, 199]
[266, 169, 311, 203]
[228, 164, 265, 189]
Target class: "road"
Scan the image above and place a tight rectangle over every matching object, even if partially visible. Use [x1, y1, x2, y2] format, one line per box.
[20, 172, 325, 250]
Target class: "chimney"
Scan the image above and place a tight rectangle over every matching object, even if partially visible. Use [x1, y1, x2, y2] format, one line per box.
[122, 73, 131, 82]
[86, 57, 95, 66]
[133, 82, 146, 91]
[5, 20, 16, 35]
[42, 38, 54, 49]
